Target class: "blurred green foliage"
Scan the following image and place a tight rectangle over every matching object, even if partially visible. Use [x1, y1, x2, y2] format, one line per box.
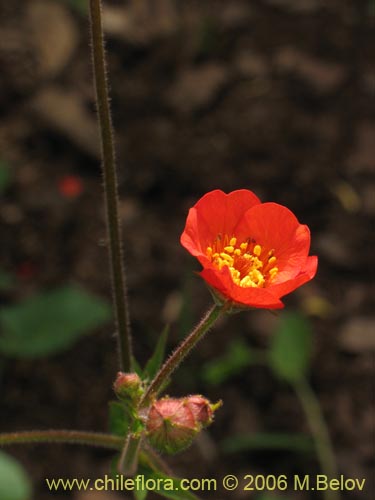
[0, 451, 32, 500]
[269, 312, 312, 383]
[0, 285, 111, 357]
[202, 338, 259, 386]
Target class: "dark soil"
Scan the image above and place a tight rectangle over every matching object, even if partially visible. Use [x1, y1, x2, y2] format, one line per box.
[0, 1, 374, 500]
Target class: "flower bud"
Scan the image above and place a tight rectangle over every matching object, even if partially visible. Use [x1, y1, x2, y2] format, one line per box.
[146, 395, 220, 455]
[113, 372, 143, 403]
[185, 395, 221, 428]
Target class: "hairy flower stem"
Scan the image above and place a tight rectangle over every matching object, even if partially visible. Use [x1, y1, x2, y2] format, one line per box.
[140, 304, 224, 407]
[0, 430, 123, 450]
[89, 0, 132, 371]
[295, 378, 340, 500]
[118, 432, 143, 475]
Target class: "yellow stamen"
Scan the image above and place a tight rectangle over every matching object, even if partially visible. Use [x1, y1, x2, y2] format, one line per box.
[253, 244, 262, 256]
[224, 245, 234, 253]
[206, 235, 279, 288]
[268, 256, 276, 266]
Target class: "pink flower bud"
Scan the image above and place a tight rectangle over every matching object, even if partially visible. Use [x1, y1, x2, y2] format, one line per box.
[113, 372, 143, 402]
[185, 395, 220, 428]
[146, 395, 220, 454]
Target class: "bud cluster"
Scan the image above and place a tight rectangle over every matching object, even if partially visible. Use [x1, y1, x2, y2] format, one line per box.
[146, 395, 221, 454]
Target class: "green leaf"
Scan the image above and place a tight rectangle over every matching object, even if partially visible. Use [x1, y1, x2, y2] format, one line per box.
[109, 401, 130, 437]
[0, 285, 111, 358]
[138, 465, 201, 500]
[144, 326, 169, 380]
[0, 451, 32, 500]
[201, 338, 258, 386]
[269, 312, 312, 383]
[132, 356, 144, 377]
[0, 162, 12, 194]
[221, 432, 314, 454]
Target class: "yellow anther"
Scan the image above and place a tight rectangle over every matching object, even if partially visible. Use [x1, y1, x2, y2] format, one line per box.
[252, 257, 263, 269]
[269, 267, 278, 279]
[206, 247, 213, 256]
[253, 244, 262, 256]
[240, 242, 248, 251]
[243, 253, 252, 260]
[240, 276, 253, 287]
[234, 249, 241, 256]
[220, 252, 233, 262]
[213, 253, 219, 259]
[229, 237, 237, 246]
[268, 256, 276, 266]
[224, 245, 234, 253]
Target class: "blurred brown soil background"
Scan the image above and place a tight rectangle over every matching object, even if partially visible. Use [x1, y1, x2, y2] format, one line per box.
[0, 1, 374, 499]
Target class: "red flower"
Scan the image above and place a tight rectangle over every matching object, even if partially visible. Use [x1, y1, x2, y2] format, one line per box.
[180, 189, 317, 309]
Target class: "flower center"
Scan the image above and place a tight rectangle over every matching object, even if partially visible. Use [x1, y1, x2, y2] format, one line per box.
[206, 235, 278, 288]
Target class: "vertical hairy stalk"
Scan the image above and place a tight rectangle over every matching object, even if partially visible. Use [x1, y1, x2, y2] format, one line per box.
[89, 0, 132, 371]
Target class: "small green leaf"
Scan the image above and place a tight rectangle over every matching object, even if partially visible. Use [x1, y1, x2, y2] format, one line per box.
[144, 326, 169, 380]
[221, 432, 314, 454]
[132, 356, 144, 378]
[0, 451, 32, 500]
[109, 401, 130, 437]
[0, 285, 111, 357]
[269, 312, 312, 383]
[201, 339, 258, 386]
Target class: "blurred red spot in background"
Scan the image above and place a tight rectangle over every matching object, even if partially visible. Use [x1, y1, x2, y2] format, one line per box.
[16, 261, 37, 280]
[58, 175, 84, 199]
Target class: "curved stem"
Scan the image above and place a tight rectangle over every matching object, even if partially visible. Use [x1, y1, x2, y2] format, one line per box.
[140, 304, 223, 407]
[0, 430, 123, 450]
[89, 0, 132, 371]
[294, 378, 340, 500]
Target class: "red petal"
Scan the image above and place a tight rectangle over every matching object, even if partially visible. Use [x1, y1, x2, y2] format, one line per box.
[200, 267, 284, 309]
[268, 255, 318, 297]
[181, 190, 260, 257]
[237, 203, 311, 279]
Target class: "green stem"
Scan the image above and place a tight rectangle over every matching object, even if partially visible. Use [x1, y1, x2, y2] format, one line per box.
[140, 304, 223, 407]
[89, 0, 132, 371]
[118, 432, 143, 475]
[0, 430, 123, 450]
[294, 378, 340, 500]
